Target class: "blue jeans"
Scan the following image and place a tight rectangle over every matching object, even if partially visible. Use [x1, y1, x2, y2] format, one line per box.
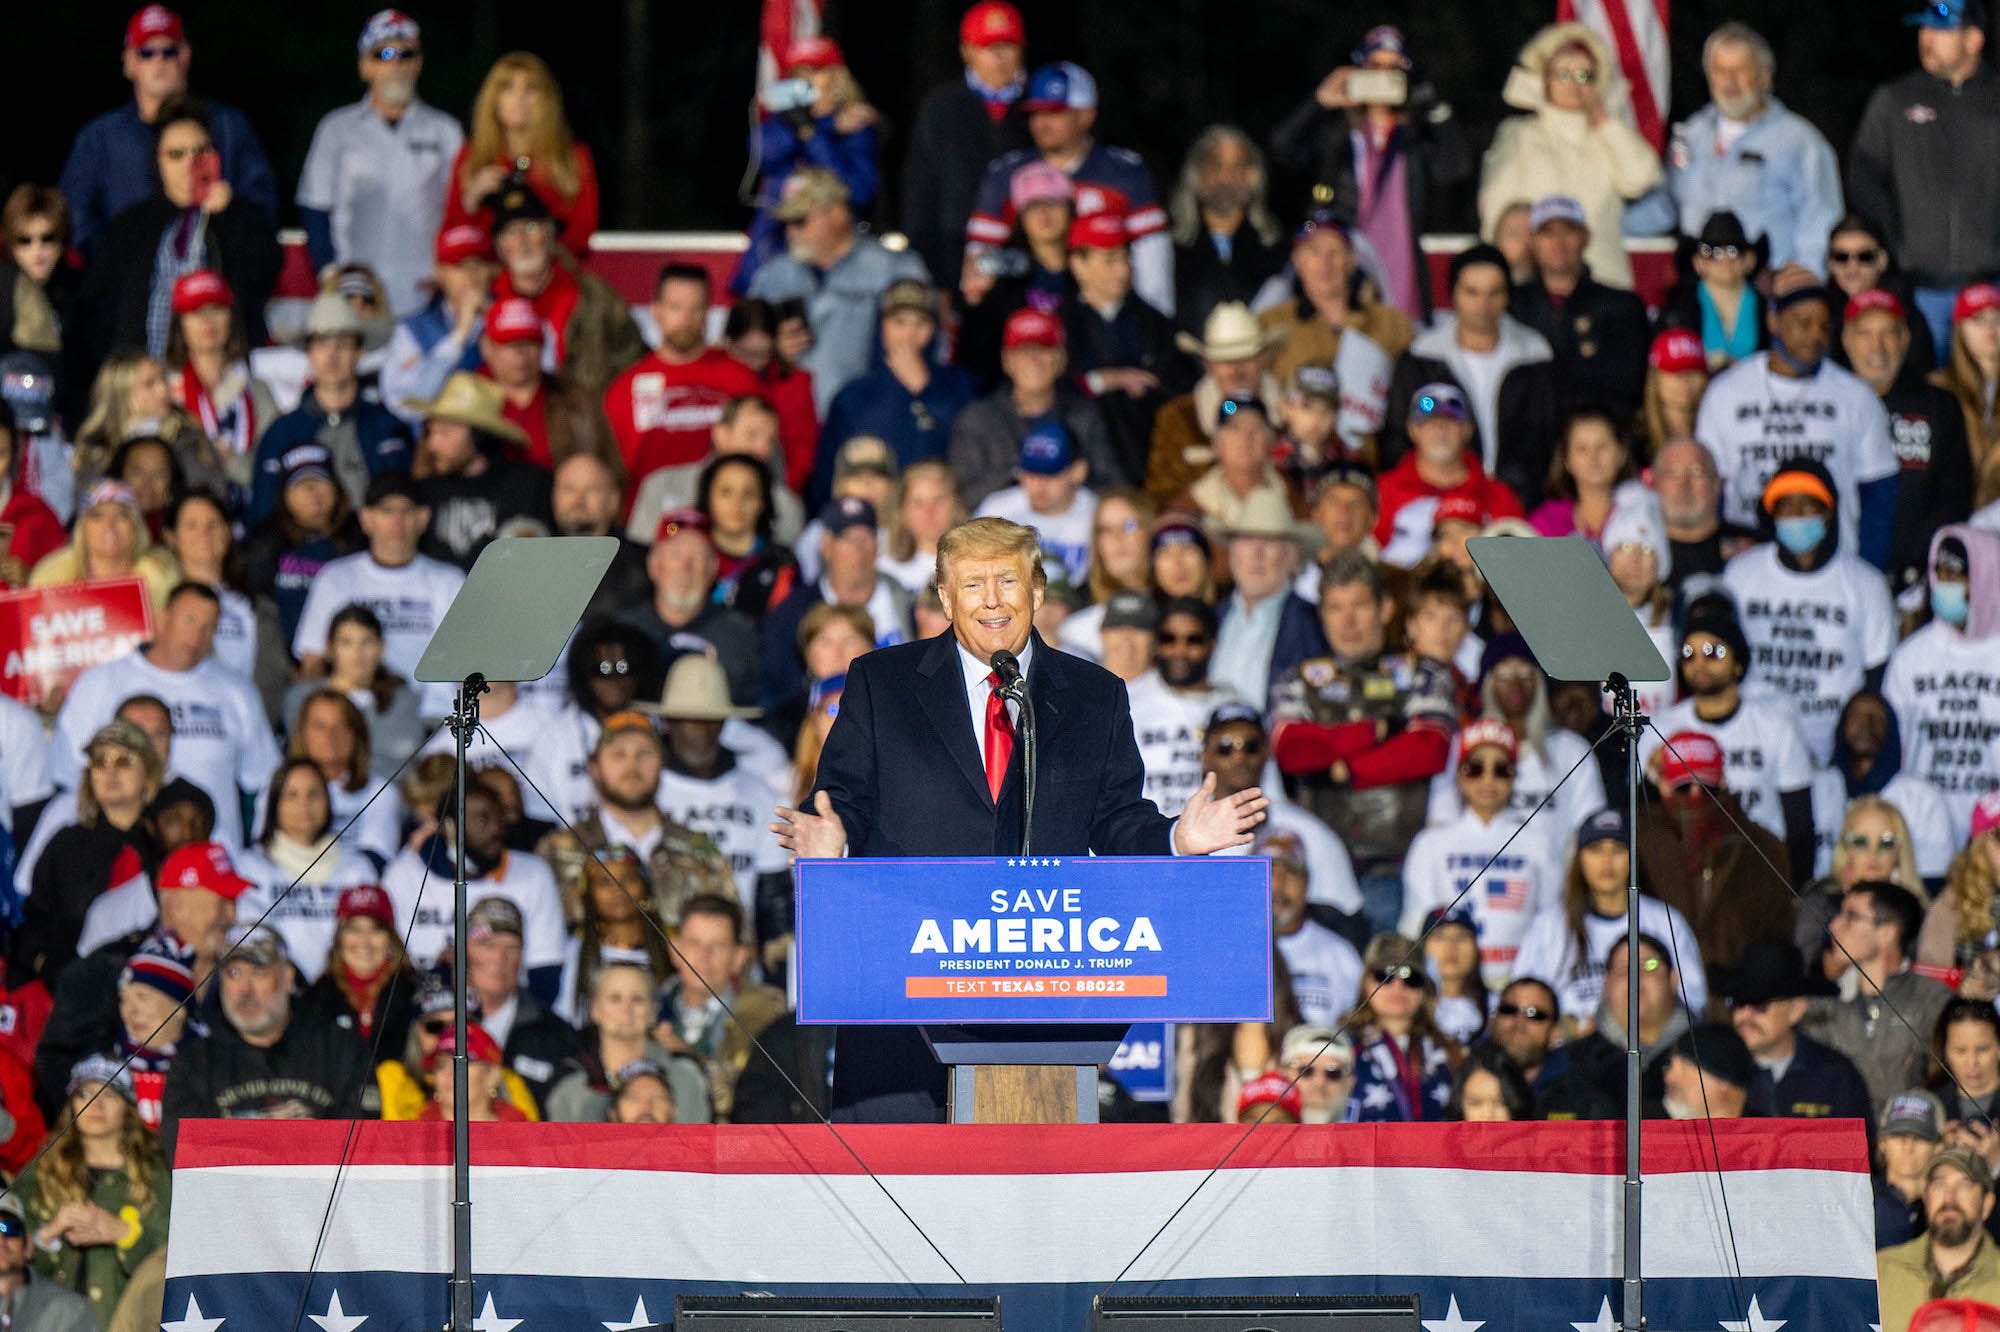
[1356, 865, 1406, 939]
[1914, 286, 1958, 369]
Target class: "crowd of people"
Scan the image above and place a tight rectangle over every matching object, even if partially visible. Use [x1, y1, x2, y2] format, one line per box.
[0, 0, 1998, 1324]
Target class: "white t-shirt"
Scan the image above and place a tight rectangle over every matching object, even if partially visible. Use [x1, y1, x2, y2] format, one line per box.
[1723, 543, 1896, 764]
[292, 551, 467, 715]
[1427, 726, 1607, 850]
[1808, 767, 1957, 882]
[1276, 921, 1365, 1029]
[0, 694, 52, 816]
[380, 845, 567, 974]
[1511, 895, 1708, 1021]
[655, 759, 789, 913]
[418, 694, 594, 827]
[1398, 808, 1565, 987]
[1882, 622, 2000, 836]
[53, 652, 280, 848]
[1125, 671, 1237, 817]
[1055, 602, 1107, 662]
[1454, 345, 1507, 471]
[210, 585, 258, 684]
[1215, 794, 1363, 916]
[974, 485, 1098, 587]
[1638, 696, 1818, 839]
[233, 842, 382, 982]
[1693, 354, 1899, 556]
[248, 773, 404, 871]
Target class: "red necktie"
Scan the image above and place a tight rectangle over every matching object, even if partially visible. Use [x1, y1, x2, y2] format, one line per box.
[983, 671, 1015, 801]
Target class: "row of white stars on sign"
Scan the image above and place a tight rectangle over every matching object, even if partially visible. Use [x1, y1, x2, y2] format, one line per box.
[161, 1291, 664, 1331]
[1416, 1291, 1805, 1332]
[1005, 858, 1063, 866]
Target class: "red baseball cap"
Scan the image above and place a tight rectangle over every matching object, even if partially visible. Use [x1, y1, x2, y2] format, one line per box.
[170, 269, 232, 315]
[125, 4, 183, 49]
[1237, 1070, 1304, 1120]
[435, 223, 493, 265]
[1972, 791, 2000, 842]
[1845, 287, 1906, 323]
[1659, 731, 1725, 792]
[1002, 307, 1065, 350]
[655, 507, 711, 545]
[1459, 717, 1519, 762]
[1957, 282, 2000, 323]
[157, 841, 255, 901]
[783, 35, 844, 71]
[1648, 327, 1706, 375]
[484, 297, 543, 345]
[1434, 494, 1487, 528]
[435, 1023, 504, 1065]
[1067, 211, 1129, 252]
[960, 0, 1025, 48]
[336, 883, 395, 930]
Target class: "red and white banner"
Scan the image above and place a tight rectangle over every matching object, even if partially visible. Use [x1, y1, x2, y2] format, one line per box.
[0, 577, 150, 707]
[758, 0, 824, 90]
[1559, 0, 1672, 153]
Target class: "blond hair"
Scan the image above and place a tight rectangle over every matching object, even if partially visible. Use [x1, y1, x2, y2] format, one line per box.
[1832, 794, 1923, 898]
[886, 460, 964, 563]
[1947, 832, 2000, 951]
[463, 53, 581, 201]
[933, 517, 1047, 594]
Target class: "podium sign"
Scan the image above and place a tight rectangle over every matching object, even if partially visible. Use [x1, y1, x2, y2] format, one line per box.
[795, 856, 1271, 1026]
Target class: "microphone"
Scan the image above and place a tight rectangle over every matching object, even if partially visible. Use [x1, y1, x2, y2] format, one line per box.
[989, 648, 1024, 696]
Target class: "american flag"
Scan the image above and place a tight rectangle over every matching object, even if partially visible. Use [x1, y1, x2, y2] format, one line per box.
[1557, 0, 1671, 153]
[758, 0, 824, 93]
[1484, 872, 1532, 911]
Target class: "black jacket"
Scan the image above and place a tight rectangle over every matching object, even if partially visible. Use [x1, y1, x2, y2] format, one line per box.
[415, 453, 554, 569]
[1173, 227, 1287, 337]
[297, 967, 418, 1066]
[494, 988, 582, 1112]
[900, 81, 1032, 292]
[1381, 350, 1564, 508]
[12, 821, 158, 989]
[1268, 89, 1471, 313]
[33, 930, 219, 1119]
[1746, 1030, 1873, 1126]
[1060, 292, 1189, 484]
[160, 1003, 374, 1161]
[82, 194, 280, 367]
[719, 1011, 836, 1125]
[1849, 65, 2000, 288]
[1878, 374, 1976, 600]
[1509, 272, 1650, 420]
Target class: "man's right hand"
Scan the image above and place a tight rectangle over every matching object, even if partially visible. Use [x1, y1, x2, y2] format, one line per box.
[772, 790, 848, 859]
[1315, 67, 1356, 110]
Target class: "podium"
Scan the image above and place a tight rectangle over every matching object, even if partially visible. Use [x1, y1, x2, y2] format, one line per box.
[795, 856, 1271, 1123]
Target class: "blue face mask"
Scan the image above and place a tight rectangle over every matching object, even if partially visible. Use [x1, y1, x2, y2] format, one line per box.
[1932, 580, 1971, 627]
[1773, 515, 1826, 555]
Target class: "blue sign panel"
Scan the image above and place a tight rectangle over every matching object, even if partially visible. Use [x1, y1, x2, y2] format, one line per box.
[794, 856, 1271, 1025]
[1108, 1021, 1175, 1103]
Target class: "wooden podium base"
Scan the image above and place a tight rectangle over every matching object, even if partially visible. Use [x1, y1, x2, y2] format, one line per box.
[949, 1064, 1098, 1124]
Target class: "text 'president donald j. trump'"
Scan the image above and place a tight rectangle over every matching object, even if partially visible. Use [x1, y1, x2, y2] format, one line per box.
[774, 516, 1268, 1120]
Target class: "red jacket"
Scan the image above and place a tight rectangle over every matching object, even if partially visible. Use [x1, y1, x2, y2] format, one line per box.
[1, 485, 66, 581]
[0, 1042, 45, 1175]
[443, 142, 600, 258]
[603, 349, 764, 491]
[1373, 450, 1525, 564]
[756, 362, 820, 496]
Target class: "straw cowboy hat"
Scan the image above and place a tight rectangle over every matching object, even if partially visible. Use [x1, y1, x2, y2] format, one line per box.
[401, 371, 530, 448]
[636, 655, 763, 722]
[1174, 301, 1286, 362]
[1223, 487, 1321, 553]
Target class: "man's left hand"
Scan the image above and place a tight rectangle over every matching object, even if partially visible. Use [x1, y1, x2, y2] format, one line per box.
[1173, 773, 1269, 855]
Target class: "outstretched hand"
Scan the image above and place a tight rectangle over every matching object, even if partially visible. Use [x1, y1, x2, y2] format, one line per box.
[772, 790, 849, 859]
[1173, 773, 1269, 855]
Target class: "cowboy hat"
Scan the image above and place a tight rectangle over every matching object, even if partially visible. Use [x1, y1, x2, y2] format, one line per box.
[402, 372, 530, 448]
[1223, 487, 1320, 551]
[636, 655, 763, 722]
[1174, 302, 1285, 362]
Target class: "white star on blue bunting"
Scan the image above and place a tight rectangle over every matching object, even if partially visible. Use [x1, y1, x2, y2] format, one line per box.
[1420, 1293, 1485, 1332]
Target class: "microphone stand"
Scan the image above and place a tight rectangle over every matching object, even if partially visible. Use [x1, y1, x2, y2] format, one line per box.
[1002, 676, 1037, 858]
[1606, 671, 1646, 1332]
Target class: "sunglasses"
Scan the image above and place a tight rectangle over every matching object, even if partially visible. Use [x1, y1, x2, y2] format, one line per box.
[1212, 737, 1265, 757]
[1828, 247, 1883, 266]
[1549, 67, 1597, 84]
[1680, 641, 1730, 660]
[136, 43, 183, 61]
[1158, 633, 1212, 647]
[373, 45, 421, 61]
[162, 142, 215, 163]
[1495, 1001, 1552, 1022]
[1287, 1063, 1352, 1081]
[89, 751, 140, 772]
[1696, 244, 1742, 262]
[421, 1018, 451, 1036]
[10, 231, 57, 249]
[595, 658, 631, 676]
[1460, 760, 1514, 780]
[1843, 830, 1899, 852]
[1372, 965, 1423, 988]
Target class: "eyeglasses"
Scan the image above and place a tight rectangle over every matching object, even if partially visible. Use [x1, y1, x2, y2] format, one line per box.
[10, 231, 57, 249]
[135, 43, 183, 61]
[1158, 633, 1212, 647]
[1654, 466, 1718, 484]
[1460, 760, 1514, 780]
[1549, 67, 1597, 84]
[162, 142, 214, 163]
[1680, 641, 1730, 660]
[1696, 244, 1742, 262]
[1490, 665, 1538, 684]
[1728, 997, 1773, 1013]
[372, 45, 421, 61]
[1828, 247, 1883, 266]
[1495, 1001, 1553, 1022]
[1836, 907, 1888, 928]
[595, 658, 631, 677]
[89, 751, 139, 773]
[1372, 965, 1423, 988]
[1212, 737, 1265, 757]
[1842, 830, 1899, 852]
[1095, 519, 1141, 536]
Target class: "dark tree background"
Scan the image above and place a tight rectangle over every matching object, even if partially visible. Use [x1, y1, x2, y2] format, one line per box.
[0, 0, 1945, 237]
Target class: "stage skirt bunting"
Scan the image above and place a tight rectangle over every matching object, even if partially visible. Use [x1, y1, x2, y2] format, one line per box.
[161, 1119, 1877, 1330]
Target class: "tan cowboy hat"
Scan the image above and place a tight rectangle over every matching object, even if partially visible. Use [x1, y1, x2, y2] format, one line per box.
[401, 371, 530, 448]
[1174, 301, 1286, 362]
[1224, 488, 1320, 551]
[635, 655, 763, 722]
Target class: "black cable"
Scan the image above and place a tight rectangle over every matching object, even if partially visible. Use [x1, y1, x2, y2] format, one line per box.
[477, 722, 970, 1285]
[1101, 721, 1619, 1291]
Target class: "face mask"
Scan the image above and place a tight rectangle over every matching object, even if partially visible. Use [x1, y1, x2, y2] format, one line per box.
[1932, 580, 1971, 627]
[1773, 515, 1826, 555]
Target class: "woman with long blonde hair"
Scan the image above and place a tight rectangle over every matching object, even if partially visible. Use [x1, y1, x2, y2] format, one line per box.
[71, 351, 216, 502]
[879, 459, 963, 596]
[1917, 804, 2000, 973]
[444, 52, 598, 255]
[16, 1057, 169, 1327]
[27, 480, 180, 614]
